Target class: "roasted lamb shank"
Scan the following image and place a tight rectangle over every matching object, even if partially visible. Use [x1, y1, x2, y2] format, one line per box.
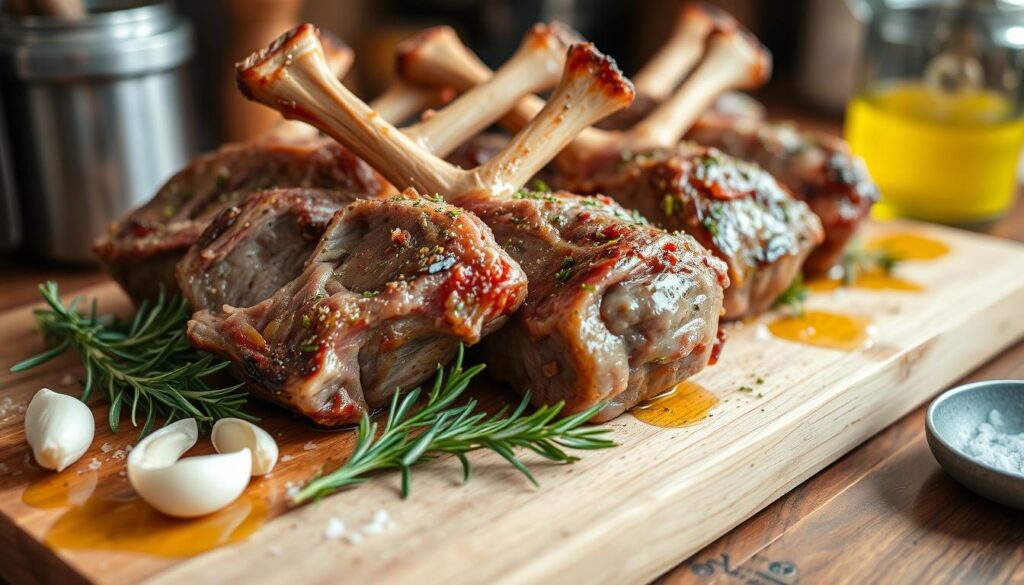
[93, 33, 445, 305]
[617, 3, 878, 274]
[236, 24, 728, 421]
[178, 23, 579, 314]
[398, 25, 822, 319]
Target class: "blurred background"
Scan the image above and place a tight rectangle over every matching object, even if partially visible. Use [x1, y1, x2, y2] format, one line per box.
[1, 0, 1023, 266]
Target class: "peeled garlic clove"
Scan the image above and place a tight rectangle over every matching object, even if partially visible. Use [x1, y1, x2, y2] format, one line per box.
[211, 418, 278, 476]
[24, 388, 95, 472]
[128, 419, 252, 518]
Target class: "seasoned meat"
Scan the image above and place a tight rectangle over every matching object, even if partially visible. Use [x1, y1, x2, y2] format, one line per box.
[562, 144, 823, 319]
[237, 26, 730, 421]
[459, 188, 728, 419]
[687, 117, 877, 274]
[93, 139, 386, 303]
[176, 188, 350, 313]
[187, 190, 527, 426]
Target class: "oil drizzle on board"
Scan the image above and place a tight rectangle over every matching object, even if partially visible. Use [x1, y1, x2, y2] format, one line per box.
[807, 271, 924, 293]
[767, 310, 871, 352]
[632, 381, 719, 428]
[867, 233, 950, 260]
[22, 471, 270, 557]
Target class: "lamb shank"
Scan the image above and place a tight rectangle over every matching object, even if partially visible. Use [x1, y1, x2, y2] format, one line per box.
[398, 25, 822, 319]
[236, 25, 729, 421]
[93, 32, 446, 305]
[178, 23, 579, 314]
[610, 2, 878, 274]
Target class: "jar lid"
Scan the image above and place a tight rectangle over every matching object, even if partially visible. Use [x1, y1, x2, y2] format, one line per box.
[0, 1, 194, 80]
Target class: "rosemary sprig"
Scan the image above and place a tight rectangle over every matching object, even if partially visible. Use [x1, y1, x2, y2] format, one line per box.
[841, 245, 902, 286]
[294, 346, 616, 503]
[10, 282, 253, 435]
[773, 273, 808, 317]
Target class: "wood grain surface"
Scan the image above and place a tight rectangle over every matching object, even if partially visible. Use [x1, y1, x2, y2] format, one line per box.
[1, 219, 1023, 585]
[655, 196, 1024, 585]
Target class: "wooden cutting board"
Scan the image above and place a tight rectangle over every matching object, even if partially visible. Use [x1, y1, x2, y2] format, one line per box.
[2, 219, 1023, 585]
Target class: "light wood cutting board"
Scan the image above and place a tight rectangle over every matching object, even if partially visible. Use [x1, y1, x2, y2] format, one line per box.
[1, 219, 1023, 585]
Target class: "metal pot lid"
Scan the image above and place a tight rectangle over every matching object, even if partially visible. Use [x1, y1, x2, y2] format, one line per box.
[0, 1, 194, 79]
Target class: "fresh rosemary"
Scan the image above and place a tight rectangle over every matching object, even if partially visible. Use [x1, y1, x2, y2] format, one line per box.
[10, 282, 253, 435]
[840, 245, 902, 286]
[773, 273, 808, 316]
[294, 346, 616, 503]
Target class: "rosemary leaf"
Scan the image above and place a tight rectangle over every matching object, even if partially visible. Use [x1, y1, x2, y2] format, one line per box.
[293, 346, 616, 503]
[773, 273, 808, 317]
[9, 282, 254, 435]
[841, 244, 902, 286]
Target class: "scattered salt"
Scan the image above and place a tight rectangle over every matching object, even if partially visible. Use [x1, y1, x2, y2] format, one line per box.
[362, 509, 394, 535]
[280, 455, 294, 463]
[87, 458, 101, 471]
[324, 518, 346, 540]
[303, 441, 317, 451]
[111, 449, 126, 460]
[118, 470, 127, 477]
[755, 324, 772, 342]
[960, 409, 1024, 476]
[100, 443, 113, 453]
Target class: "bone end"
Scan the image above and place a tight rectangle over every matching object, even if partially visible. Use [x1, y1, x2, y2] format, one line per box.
[565, 43, 636, 107]
[523, 21, 584, 53]
[725, 28, 772, 88]
[319, 30, 354, 78]
[395, 26, 462, 79]
[681, 2, 737, 34]
[236, 23, 322, 101]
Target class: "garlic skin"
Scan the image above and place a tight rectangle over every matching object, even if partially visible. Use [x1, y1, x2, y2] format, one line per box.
[128, 419, 252, 518]
[24, 388, 95, 472]
[211, 418, 279, 476]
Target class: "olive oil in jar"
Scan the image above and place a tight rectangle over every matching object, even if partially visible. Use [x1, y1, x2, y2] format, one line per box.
[845, 82, 1024, 224]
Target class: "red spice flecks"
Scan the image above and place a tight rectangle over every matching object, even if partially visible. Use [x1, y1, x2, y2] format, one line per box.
[708, 326, 727, 365]
[440, 257, 526, 339]
[662, 241, 677, 253]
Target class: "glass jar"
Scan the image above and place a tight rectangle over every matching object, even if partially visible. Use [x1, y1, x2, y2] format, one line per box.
[844, 0, 1024, 225]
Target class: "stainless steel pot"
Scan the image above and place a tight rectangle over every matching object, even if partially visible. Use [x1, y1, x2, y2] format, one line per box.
[0, 0, 195, 263]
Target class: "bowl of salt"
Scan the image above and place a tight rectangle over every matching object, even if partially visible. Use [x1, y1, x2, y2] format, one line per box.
[926, 379, 1024, 510]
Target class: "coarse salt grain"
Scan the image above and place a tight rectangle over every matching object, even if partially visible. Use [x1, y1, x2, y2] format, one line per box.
[88, 458, 101, 471]
[112, 449, 126, 460]
[324, 518, 346, 540]
[303, 441, 317, 451]
[960, 409, 1024, 476]
[755, 324, 771, 342]
[280, 455, 294, 462]
[100, 443, 113, 453]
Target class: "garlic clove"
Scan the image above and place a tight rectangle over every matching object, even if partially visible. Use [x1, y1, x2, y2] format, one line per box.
[211, 418, 279, 476]
[24, 388, 95, 472]
[128, 419, 253, 518]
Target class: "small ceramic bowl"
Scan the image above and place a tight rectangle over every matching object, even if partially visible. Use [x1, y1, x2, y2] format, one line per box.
[926, 379, 1024, 510]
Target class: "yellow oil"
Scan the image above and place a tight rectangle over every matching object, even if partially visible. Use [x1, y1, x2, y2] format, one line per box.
[632, 381, 719, 428]
[845, 83, 1024, 224]
[768, 310, 871, 352]
[807, 271, 924, 293]
[866, 233, 950, 261]
[23, 469, 270, 557]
